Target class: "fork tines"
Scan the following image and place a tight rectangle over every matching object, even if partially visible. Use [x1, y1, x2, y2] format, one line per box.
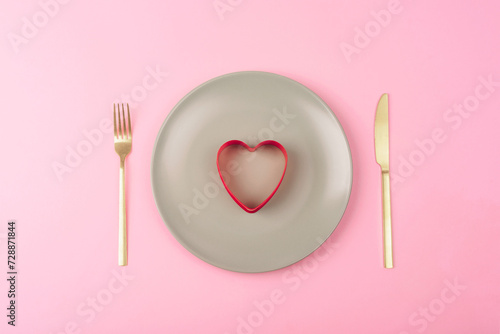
[113, 103, 131, 140]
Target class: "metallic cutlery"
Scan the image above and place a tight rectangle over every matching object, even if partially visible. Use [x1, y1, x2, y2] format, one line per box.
[113, 103, 132, 266]
[374, 93, 393, 269]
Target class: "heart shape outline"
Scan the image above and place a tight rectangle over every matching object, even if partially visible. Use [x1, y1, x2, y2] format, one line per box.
[216, 140, 288, 213]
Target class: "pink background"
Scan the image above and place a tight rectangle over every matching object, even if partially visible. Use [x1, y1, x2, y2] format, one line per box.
[1, 0, 500, 333]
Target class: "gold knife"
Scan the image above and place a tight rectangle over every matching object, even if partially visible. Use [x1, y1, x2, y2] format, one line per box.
[375, 93, 393, 269]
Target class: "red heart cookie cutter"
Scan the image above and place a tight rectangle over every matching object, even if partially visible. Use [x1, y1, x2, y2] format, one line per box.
[216, 140, 288, 213]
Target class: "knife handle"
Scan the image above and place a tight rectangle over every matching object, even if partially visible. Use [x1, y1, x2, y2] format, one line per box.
[382, 171, 393, 268]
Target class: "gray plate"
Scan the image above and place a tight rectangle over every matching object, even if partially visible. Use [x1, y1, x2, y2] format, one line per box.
[151, 71, 352, 273]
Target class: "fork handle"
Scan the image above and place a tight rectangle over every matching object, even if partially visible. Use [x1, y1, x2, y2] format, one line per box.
[382, 171, 393, 268]
[119, 158, 128, 266]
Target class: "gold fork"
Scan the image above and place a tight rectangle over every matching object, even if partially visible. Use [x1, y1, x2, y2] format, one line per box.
[114, 103, 132, 266]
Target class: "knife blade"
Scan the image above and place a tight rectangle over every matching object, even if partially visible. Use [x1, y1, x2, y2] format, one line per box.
[375, 94, 389, 171]
[374, 93, 393, 268]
